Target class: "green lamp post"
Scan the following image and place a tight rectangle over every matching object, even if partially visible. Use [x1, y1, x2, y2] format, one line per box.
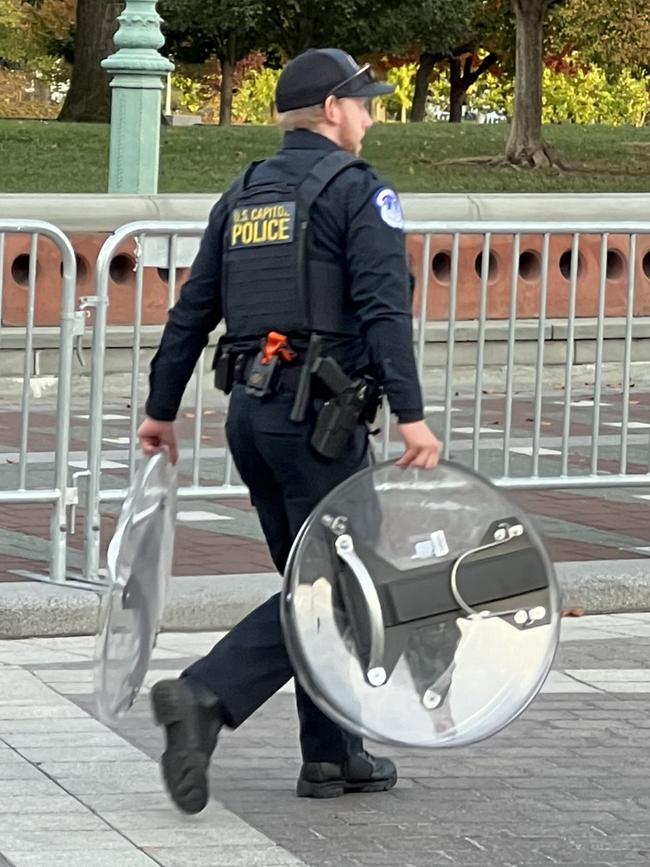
[102, 0, 174, 194]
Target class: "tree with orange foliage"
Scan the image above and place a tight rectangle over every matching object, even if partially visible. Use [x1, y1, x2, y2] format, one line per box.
[25, 0, 76, 56]
[0, 0, 73, 64]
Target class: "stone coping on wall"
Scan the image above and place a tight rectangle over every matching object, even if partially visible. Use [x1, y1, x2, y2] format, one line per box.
[2, 192, 650, 231]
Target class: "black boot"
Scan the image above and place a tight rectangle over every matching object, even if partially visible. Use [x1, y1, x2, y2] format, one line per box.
[296, 750, 397, 799]
[150, 678, 225, 814]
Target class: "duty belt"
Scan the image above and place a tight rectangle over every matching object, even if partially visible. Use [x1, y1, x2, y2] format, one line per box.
[235, 354, 304, 391]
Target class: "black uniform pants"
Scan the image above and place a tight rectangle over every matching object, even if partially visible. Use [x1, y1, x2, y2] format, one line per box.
[183, 384, 369, 762]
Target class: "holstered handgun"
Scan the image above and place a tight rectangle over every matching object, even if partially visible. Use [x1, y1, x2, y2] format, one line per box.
[310, 359, 381, 459]
[212, 344, 237, 395]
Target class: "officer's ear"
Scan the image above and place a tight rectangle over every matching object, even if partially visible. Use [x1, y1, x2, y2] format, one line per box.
[322, 95, 340, 124]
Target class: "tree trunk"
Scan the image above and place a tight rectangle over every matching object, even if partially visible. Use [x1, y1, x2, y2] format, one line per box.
[410, 52, 439, 122]
[296, 16, 315, 54]
[58, 0, 122, 123]
[448, 51, 499, 124]
[505, 0, 557, 166]
[219, 55, 234, 126]
[449, 58, 465, 123]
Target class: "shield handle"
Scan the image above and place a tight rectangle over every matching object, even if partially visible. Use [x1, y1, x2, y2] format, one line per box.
[334, 534, 387, 687]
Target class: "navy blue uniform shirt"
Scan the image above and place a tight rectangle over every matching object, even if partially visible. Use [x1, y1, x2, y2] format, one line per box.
[146, 129, 424, 424]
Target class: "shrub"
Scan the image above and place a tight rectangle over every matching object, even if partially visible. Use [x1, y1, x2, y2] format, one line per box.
[386, 65, 415, 122]
[541, 64, 649, 127]
[231, 67, 280, 124]
[167, 53, 650, 128]
[394, 57, 648, 127]
[170, 73, 212, 114]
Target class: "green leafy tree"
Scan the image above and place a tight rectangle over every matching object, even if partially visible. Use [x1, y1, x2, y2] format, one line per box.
[161, 0, 264, 125]
[0, 0, 24, 63]
[549, 0, 650, 75]
[162, 0, 409, 124]
[505, 0, 559, 166]
[432, 0, 514, 124]
[382, 0, 496, 123]
[0, 0, 53, 64]
[262, 0, 476, 127]
[261, 0, 365, 58]
[443, 48, 499, 122]
[369, 0, 508, 123]
[398, 0, 566, 163]
[57, 0, 121, 123]
[24, 0, 76, 64]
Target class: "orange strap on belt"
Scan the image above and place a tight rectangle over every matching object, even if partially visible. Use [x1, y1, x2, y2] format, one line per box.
[261, 331, 297, 366]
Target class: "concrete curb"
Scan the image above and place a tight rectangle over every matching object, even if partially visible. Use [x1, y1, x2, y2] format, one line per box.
[0, 561, 648, 639]
[0, 573, 283, 640]
[555, 559, 650, 614]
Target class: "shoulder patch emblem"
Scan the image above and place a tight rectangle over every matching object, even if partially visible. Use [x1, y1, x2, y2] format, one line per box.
[374, 188, 404, 230]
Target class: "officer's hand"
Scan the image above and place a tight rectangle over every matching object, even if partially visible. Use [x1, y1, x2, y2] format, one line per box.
[396, 421, 442, 470]
[137, 417, 179, 466]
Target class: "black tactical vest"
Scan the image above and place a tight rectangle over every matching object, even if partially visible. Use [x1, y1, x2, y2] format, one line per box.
[221, 151, 365, 342]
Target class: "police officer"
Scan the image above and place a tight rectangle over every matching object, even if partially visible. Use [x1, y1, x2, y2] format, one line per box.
[138, 48, 441, 811]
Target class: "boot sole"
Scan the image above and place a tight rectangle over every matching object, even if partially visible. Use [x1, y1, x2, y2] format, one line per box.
[296, 773, 397, 799]
[151, 680, 213, 815]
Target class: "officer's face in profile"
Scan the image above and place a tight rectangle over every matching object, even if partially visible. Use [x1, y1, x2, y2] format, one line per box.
[323, 96, 374, 156]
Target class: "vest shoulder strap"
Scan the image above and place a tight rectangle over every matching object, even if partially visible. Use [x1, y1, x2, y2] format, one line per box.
[296, 151, 367, 213]
[294, 152, 365, 332]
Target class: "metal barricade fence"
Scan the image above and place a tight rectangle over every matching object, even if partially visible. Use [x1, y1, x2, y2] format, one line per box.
[79, 220, 650, 583]
[406, 220, 650, 491]
[0, 221, 78, 583]
[83, 222, 248, 583]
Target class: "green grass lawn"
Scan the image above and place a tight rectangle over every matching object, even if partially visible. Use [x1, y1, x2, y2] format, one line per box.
[1, 118, 650, 193]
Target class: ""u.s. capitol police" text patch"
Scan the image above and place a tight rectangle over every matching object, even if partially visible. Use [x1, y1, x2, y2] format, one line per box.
[229, 202, 296, 248]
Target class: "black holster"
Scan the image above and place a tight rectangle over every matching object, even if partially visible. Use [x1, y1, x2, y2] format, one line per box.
[311, 374, 381, 460]
[212, 346, 237, 395]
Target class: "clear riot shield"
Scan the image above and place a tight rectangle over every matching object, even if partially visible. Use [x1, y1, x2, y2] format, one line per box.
[94, 453, 177, 723]
[281, 460, 560, 748]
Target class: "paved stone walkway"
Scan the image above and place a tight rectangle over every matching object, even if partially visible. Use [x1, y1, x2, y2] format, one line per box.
[1, 614, 650, 865]
[2, 389, 650, 582]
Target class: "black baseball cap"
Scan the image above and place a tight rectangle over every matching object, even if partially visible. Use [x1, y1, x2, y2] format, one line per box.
[275, 48, 395, 112]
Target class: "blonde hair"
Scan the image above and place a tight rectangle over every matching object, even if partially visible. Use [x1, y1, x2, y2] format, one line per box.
[276, 104, 325, 132]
